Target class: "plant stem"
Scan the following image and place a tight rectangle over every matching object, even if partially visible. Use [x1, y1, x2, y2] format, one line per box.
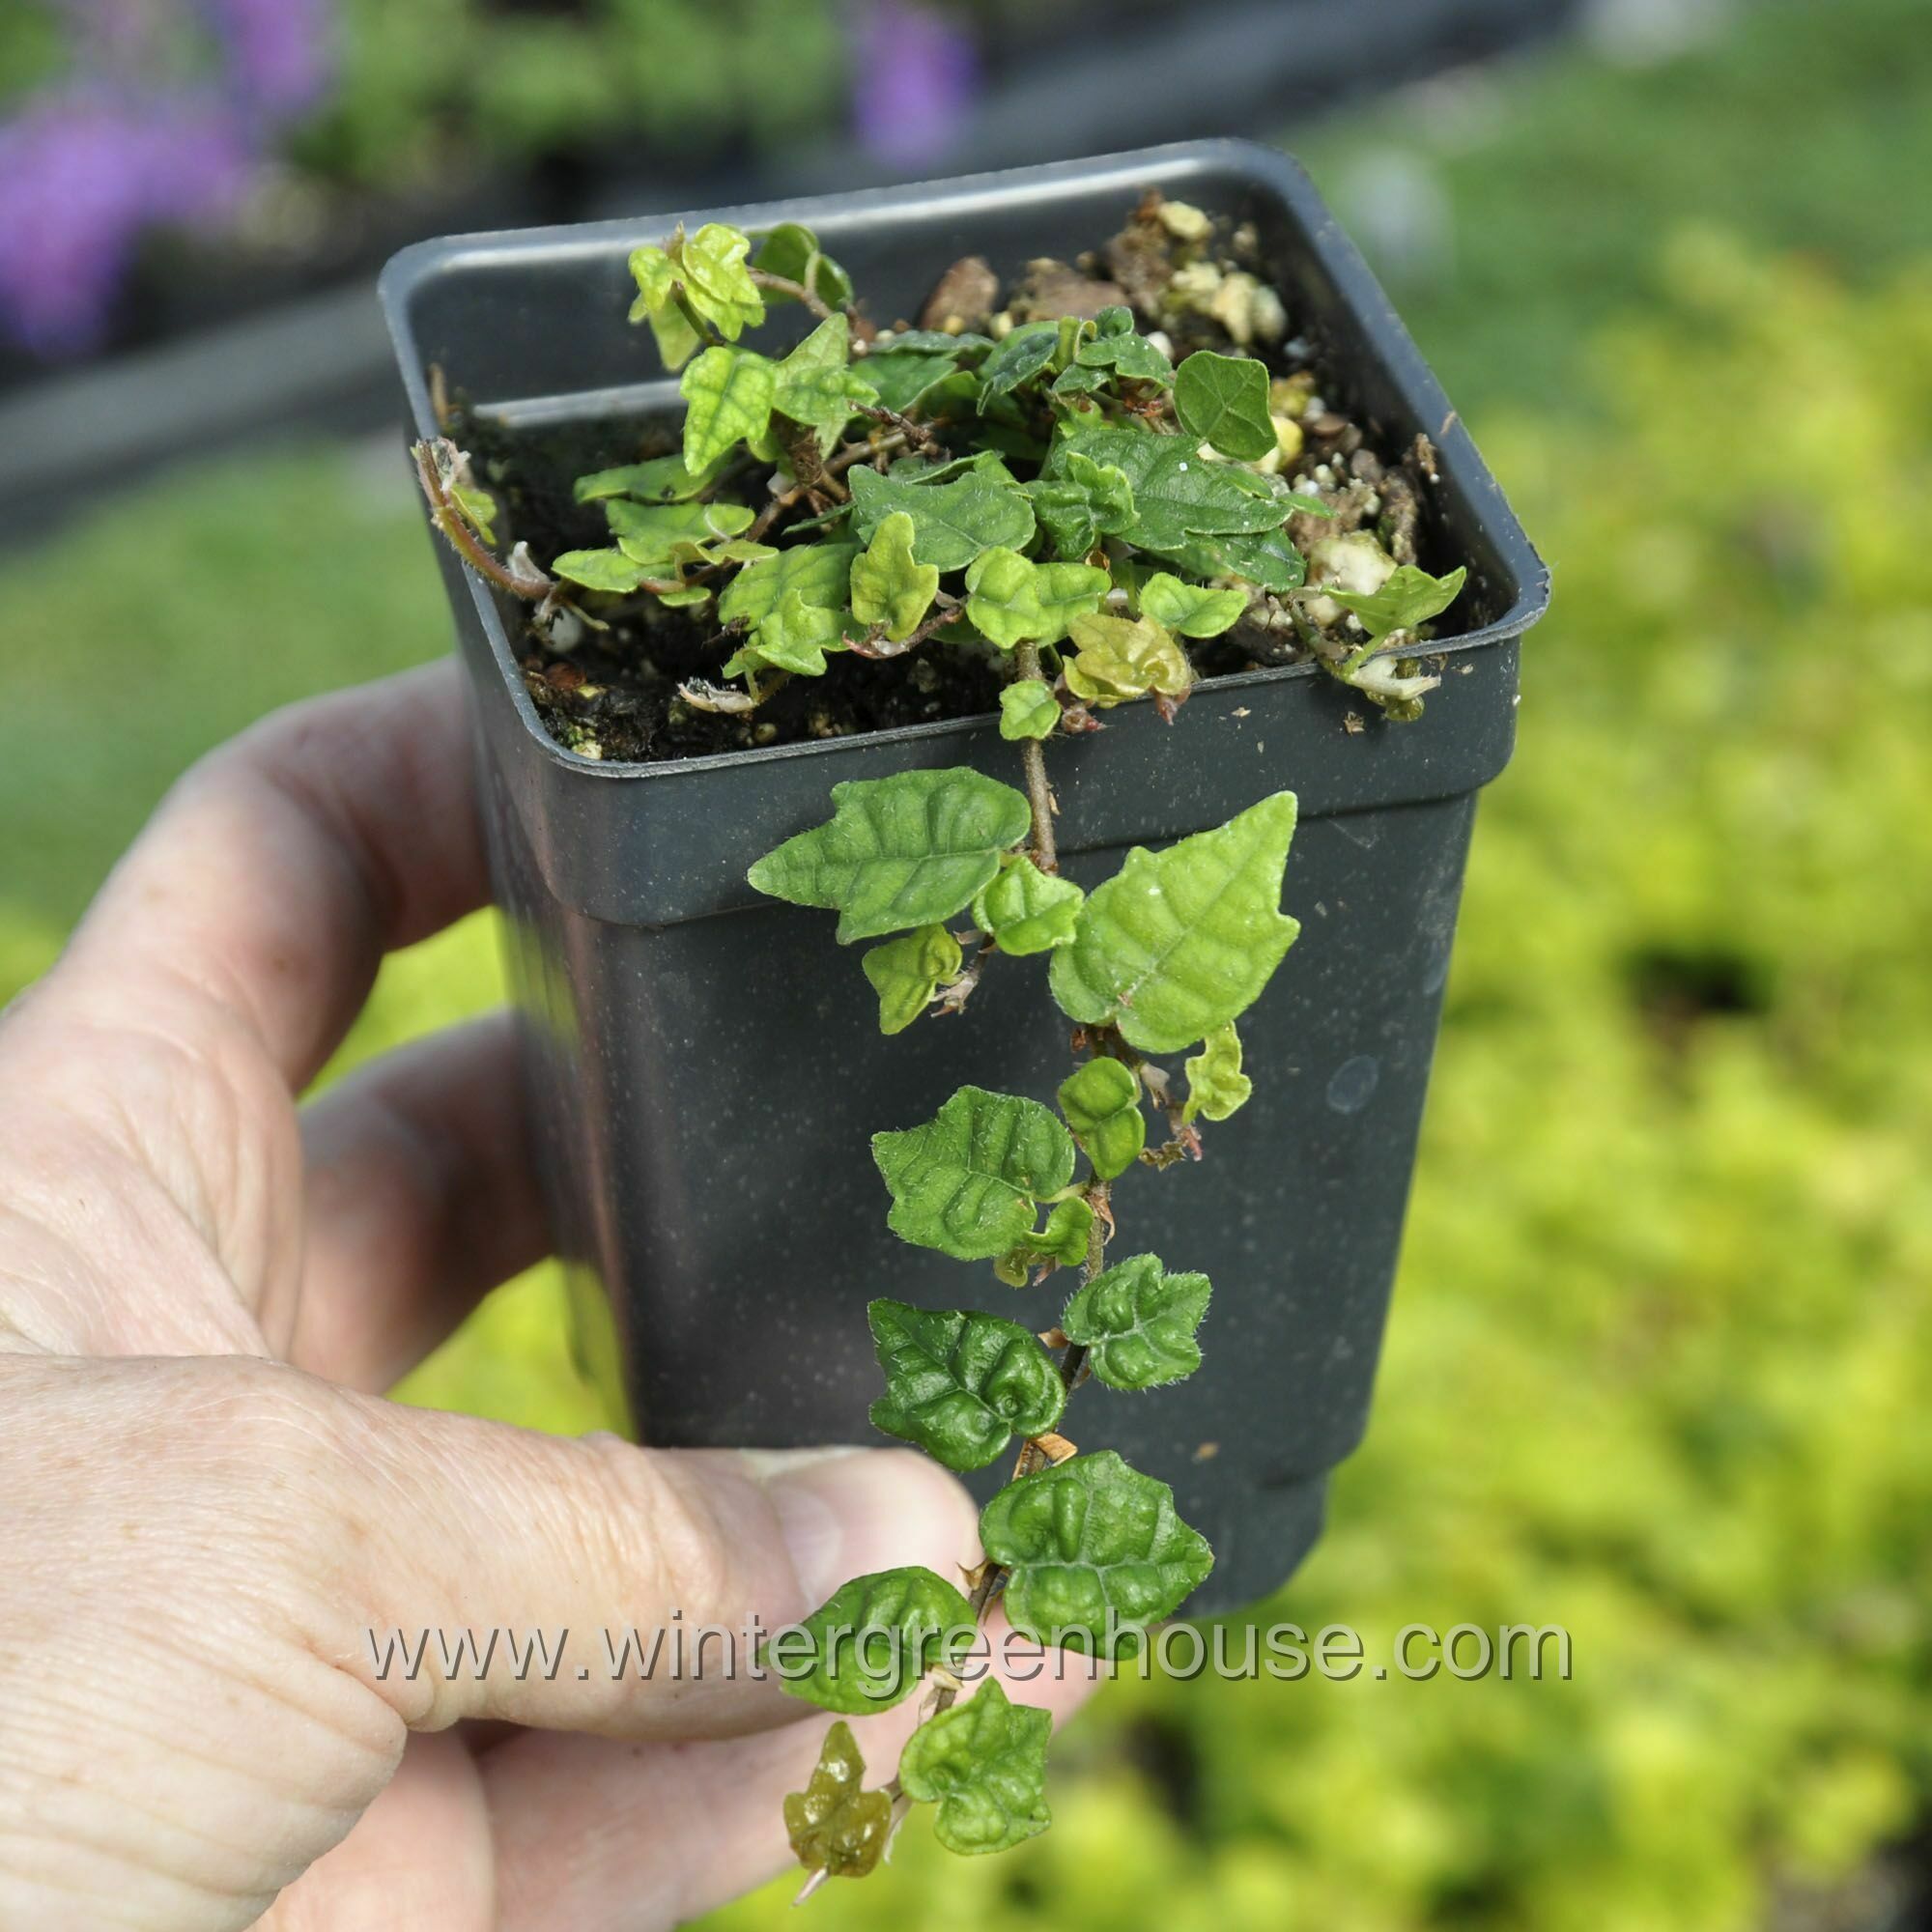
[1012, 641, 1060, 874]
[412, 440, 552, 601]
[747, 267, 835, 322]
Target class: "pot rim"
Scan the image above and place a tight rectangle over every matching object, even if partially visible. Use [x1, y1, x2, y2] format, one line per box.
[381, 137, 1549, 786]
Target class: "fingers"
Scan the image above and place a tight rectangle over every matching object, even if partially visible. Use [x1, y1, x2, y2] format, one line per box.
[58, 661, 486, 1094]
[484, 1617, 1104, 1931]
[302, 1379, 983, 1742]
[290, 1014, 547, 1392]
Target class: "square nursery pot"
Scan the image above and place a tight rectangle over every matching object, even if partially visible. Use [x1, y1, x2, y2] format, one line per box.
[382, 139, 1548, 1616]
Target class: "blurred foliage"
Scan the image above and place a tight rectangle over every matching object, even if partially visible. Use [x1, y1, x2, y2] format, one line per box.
[2, 2, 1931, 1925]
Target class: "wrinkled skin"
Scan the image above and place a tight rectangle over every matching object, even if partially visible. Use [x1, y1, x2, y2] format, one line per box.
[0, 665, 1095, 1930]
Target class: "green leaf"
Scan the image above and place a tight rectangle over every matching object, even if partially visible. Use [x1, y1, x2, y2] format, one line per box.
[721, 589, 861, 679]
[847, 464, 1036, 573]
[1061, 612, 1194, 708]
[1324, 563, 1467, 643]
[1143, 525, 1307, 594]
[679, 346, 777, 474]
[1053, 425, 1293, 550]
[750, 220, 854, 309]
[872, 1086, 1077, 1261]
[626, 242, 702, 369]
[1140, 570, 1248, 638]
[1060, 1253, 1210, 1390]
[603, 495, 753, 558]
[880, 328, 997, 358]
[773, 314, 881, 451]
[719, 540, 858, 632]
[550, 548, 654, 593]
[849, 511, 940, 642]
[970, 856, 1084, 955]
[977, 320, 1060, 402]
[1017, 1196, 1094, 1270]
[1074, 306, 1175, 386]
[864, 349, 966, 415]
[749, 769, 1031, 944]
[1049, 793, 1301, 1054]
[1182, 1022, 1252, 1124]
[1024, 451, 1138, 560]
[861, 923, 961, 1036]
[962, 549, 1111, 650]
[573, 452, 721, 504]
[784, 1721, 892, 1880]
[1056, 1057, 1145, 1181]
[979, 1450, 1214, 1657]
[1174, 350, 1278, 460]
[999, 680, 1062, 742]
[450, 482, 497, 543]
[899, 1682, 1052, 1856]
[776, 1567, 977, 1716]
[867, 1299, 1065, 1471]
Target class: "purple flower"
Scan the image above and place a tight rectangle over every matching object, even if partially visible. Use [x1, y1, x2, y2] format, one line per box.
[850, 1, 980, 172]
[203, 0, 335, 121]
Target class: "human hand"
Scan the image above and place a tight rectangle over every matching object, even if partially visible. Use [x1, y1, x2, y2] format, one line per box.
[0, 663, 1094, 1931]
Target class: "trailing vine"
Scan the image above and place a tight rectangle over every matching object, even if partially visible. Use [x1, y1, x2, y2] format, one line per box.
[413, 193, 1466, 1883]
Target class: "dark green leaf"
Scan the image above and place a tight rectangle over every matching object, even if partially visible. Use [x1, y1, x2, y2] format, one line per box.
[1075, 309, 1174, 387]
[775, 1567, 977, 1715]
[847, 465, 1036, 573]
[1024, 451, 1138, 560]
[1054, 425, 1293, 549]
[861, 923, 961, 1036]
[784, 1721, 892, 1880]
[878, 328, 997, 357]
[977, 320, 1060, 402]
[873, 1086, 1077, 1260]
[1056, 1057, 1145, 1181]
[1060, 1253, 1210, 1390]
[1174, 350, 1277, 460]
[898, 1682, 1052, 1856]
[867, 1299, 1065, 1471]
[1049, 793, 1301, 1053]
[970, 856, 1084, 956]
[750, 220, 854, 309]
[748, 768, 1031, 943]
[979, 1450, 1214, 1657]
[864, 349, 966, 415]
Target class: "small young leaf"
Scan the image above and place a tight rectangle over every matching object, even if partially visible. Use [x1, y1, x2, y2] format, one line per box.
[1174, 350, 1277, 461]
[749, 769, 1031, 943]
[750, 220, 854, 309]
[970, 856, 1084, 956]
[719, 541, 858, 632]
[449, 483, 498, 543]
[1074, 306, 1174, 386]
[721, 589, 861, 679]
[676, 222, 766, 338]
[1049, 793, 1301, 1054]
[627, 242, 701, 368]
[847, 465, 1036, 573]
[550, 548, 654, 594]
[849, 510, 940, 642]
[1182, 1022, 1252, 1124]
[573, 452, 721, 504]
[999, 680, 1062, 742]
[679, 346, 777, 473]
[776, 1567, 977, 1715]
[1024, 451, 1137, 560]
[979, 1450, 1214, 1657]
[1017, 1195, 1094, 1270]
[867, 1299, 1065, 1471]
[861, 923, 961, 1036]
[1139, 571, 1248, 638]
[784, 1721, 892, 1880]
[1061, 612, 1194, 708]
[1056, 1057, 1145, 1181]
[977, 320, 1060, 401]
[1323, 563, 1467, 642]
[873, 1086, 1077, 1260]
[1060, 1253, 1210, 1390]
[898, 1681, 1052, 1856]
[773, 314, 881, 451]
[962, 549, 1111, 650]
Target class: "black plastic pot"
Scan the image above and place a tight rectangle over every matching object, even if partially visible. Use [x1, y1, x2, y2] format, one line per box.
[381, 140, 1547, 1615]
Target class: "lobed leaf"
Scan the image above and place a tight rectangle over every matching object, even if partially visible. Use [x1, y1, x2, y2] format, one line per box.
[962, 549, 1110, 650]
[775, 1567, 977, 1715]
[899, 1682, 1053, 1856]
[721, 589, 861, 679]
[784, 1721, 892, 1880]
[979, 1450, 1214, 1657]
[1140, 570, 1248, 638]
[849, 511, 939, 642]
[718, 540, 857, 632]
[872, 1086, 1076, 1261]
[847, 464, 1036, 573]
[1056, 1057, 1145, 1181]
[999, 680, 1062, 742]
[679, 346, 776, 473]
[1061, 611, 1194, 708]
[1324, 562, 1467, 642]
[748, 768, 1031, 944]
[1074, 306, 1175, 387]
[1060, 1253, 1210, 1390]
[977, 320, 1060, 401]
[861, 923, 961, 1036]
[772, 314, 881, 451]
[1024, 451, 1137, 561]
[1182, 1022, 1252, 1124]
[1174, 349, 1278, 461]
[1048, 793, 1301, 1053]
[1052, 425, 1292, 549]
[867, 1298, 1065, 1471]
[970, 856, 1084, 956]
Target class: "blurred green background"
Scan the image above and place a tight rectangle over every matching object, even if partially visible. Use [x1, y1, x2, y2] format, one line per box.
[3, 1, 1931, 1926]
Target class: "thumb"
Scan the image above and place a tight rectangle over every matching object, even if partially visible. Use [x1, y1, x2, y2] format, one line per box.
[279, 1367, 981, 1738]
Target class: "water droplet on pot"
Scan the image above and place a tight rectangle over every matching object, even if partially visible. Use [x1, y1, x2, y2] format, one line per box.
[1325, 1055, 1379, 1114]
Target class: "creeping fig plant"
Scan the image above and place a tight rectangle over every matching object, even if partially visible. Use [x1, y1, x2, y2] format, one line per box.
[412, 189, 1468, 1882]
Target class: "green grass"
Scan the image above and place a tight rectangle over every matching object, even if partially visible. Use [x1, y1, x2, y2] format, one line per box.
[2, 1, 1930, 1922]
